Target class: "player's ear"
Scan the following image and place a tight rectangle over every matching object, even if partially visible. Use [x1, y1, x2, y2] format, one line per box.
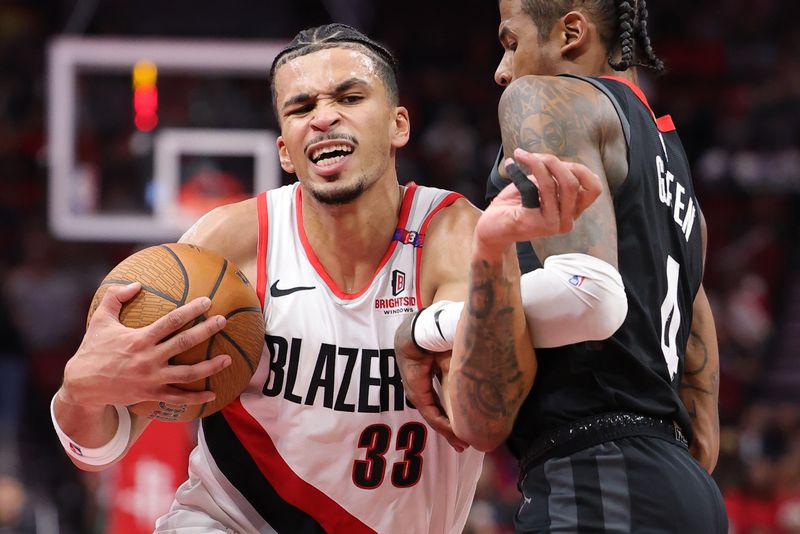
[560, 11, 591, 58]
[391, 106, 410, 149]
[276, 136, 295, 173]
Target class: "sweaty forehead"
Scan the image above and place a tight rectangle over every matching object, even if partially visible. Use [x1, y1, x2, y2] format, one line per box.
[274, 47, 380, 104]
[498, 0, 525, 28]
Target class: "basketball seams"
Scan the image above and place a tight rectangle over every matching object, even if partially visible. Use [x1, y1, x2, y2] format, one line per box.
[208, 259, 229, 300]
[100, 279, 182, 306]
[189, 258, 261, 420]
[225, 306, 263, 317]
[217, 330, 257, 374]
[160, 244, 191, 305]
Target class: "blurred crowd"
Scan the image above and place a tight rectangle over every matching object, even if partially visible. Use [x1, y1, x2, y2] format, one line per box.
[1, 0, 799, 532]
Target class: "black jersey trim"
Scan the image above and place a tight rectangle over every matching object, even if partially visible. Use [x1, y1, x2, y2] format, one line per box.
[559, 74, 631, 167]
[202, 411, 327, 533]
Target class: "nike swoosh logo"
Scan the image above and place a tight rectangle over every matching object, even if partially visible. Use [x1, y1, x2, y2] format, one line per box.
[269, 280, 316, 298]
[433, 308, 447, 339]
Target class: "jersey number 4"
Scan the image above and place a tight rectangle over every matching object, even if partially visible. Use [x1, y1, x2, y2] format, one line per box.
[353, 422, 427, 489]
[660, 255, 681, 380]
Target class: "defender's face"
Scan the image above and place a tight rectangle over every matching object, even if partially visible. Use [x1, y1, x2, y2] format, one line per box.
[495, 0, 560, 86]
[274, 47, 409, 205]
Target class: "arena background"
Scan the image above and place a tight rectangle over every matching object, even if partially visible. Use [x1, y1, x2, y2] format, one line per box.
[1, 0, 799, 532]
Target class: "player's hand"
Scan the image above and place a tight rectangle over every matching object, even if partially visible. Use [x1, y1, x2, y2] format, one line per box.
[475, 148, 602, 259]
[394, 314, 468, 452]
[61, 282, 232, 409]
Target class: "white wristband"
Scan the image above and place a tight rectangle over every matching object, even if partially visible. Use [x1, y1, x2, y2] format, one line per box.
[51, 395, 132, 466]
[412, 300, 464, 352]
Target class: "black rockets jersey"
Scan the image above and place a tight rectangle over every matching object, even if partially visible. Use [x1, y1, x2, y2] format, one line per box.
[486, 75, 705, 458]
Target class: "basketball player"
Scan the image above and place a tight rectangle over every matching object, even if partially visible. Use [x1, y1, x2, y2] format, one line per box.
[397, 1, 729, 531]
[50, 24, 600, 533]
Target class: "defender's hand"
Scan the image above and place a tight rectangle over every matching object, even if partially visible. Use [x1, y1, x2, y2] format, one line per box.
[476, 149, 602, 259]
[61, 283, 232, 409]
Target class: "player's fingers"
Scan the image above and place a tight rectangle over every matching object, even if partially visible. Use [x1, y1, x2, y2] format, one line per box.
[163, 354, 232, 384]
[504, 159, 540, 208]
[538, 154, 580, 232]
[157, 314, 227, 359]
[94, 282, 142, 322]
[152, 385, 218, 406]
[146, 297, 214, 343]
[492, 180, 523, 204]
[512, 149, 559, 230]
[567, 162, 603, 214]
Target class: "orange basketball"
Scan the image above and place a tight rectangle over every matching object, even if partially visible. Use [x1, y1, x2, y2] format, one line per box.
[87, 243, 264, 422]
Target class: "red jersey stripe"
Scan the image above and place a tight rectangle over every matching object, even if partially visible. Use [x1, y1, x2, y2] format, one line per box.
[600, 75, 676, 133]
[223, 399, 376, 533]
[656, 115, 676, 132]
[295, 184, 417, 300]
[255, 192, 269, 309]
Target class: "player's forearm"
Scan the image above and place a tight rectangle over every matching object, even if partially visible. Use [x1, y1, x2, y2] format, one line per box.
[679, 287, 720, 473]
[448, 243, 535, 451]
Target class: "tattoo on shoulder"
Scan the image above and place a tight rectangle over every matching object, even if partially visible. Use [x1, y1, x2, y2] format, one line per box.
[499, 78, 599, 158]
[499, 78, 617, 263]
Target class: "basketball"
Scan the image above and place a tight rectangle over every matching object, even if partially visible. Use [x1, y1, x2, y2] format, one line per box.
[86, 243, 265, 422]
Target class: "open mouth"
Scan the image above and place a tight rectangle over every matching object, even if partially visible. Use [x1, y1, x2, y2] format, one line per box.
[309, 144, 354, 167]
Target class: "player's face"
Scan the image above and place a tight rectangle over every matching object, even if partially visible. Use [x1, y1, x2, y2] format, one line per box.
[495, 0, 560, 86]
[274, 47, 409, 205]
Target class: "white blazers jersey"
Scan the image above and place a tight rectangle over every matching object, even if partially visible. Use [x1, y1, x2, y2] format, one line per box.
[158, 183, 483, 534]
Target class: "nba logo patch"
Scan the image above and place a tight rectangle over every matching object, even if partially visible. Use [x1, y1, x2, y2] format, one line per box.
[392, 270, 406, 296]
[569, 275, 585, 287]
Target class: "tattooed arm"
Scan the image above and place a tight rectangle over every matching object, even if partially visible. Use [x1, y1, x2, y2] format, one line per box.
[445, 152, 602, 451]
[441, 76, 613, 450]
[445, 214, 535, 451]
[497, 75, 625, 265]
[679, 213, 720, 473]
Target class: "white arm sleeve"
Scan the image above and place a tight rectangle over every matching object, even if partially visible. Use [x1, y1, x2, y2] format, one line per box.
[521, 253, 627, 348]
[413, 253, 627, 350]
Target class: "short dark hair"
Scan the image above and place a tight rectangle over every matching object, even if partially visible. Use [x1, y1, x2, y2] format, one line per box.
[269, 24, 400, 118]
[517, 0, 664, 72]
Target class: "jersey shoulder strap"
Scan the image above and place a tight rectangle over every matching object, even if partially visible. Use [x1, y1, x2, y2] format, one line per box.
[558, 73, 632, 159]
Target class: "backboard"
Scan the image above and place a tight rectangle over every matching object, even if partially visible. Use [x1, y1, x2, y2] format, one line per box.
[47, 37, 286, 241]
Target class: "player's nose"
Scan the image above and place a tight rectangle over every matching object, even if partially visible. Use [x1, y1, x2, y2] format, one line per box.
[494, 56, 512, 87]
[309, 105, 341, 131]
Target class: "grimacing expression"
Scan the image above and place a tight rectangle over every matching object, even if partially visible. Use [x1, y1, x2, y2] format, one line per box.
[274, 47, 409, 205]
[495, 0, 561, 86]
